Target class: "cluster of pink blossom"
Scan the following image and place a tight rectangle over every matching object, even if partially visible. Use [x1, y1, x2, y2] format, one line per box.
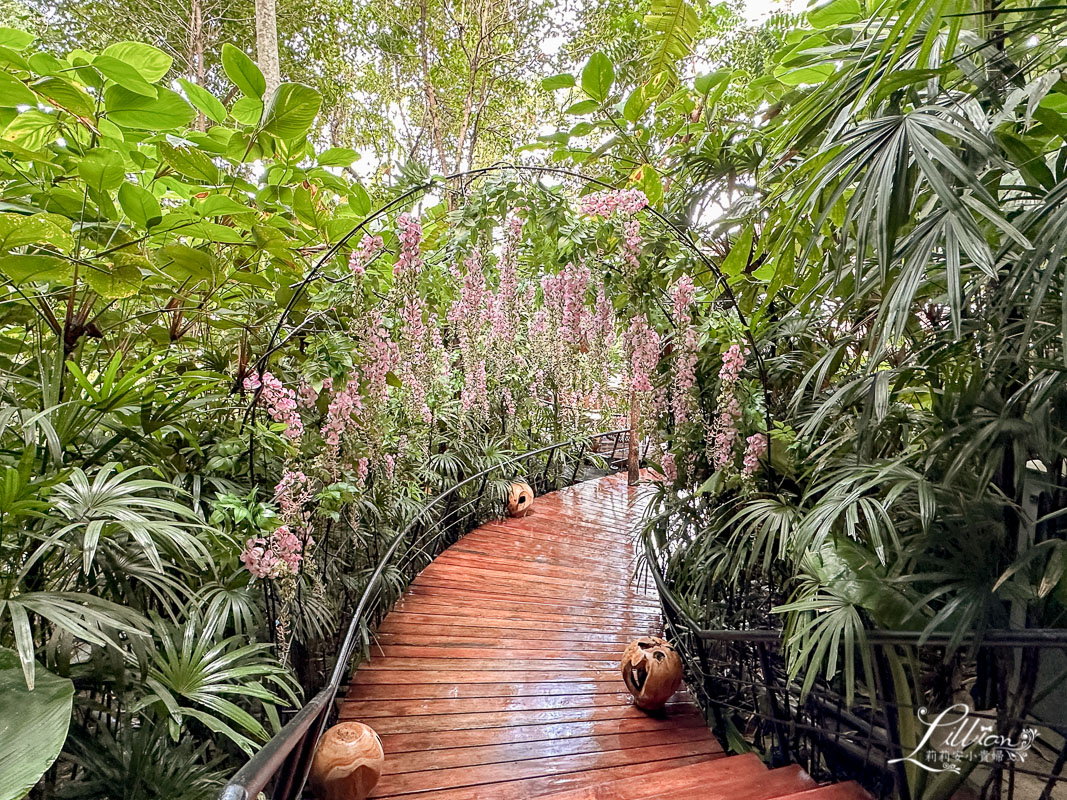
[240, 525, 303, 579]
[395, 214, 423, 279]
[593, 286, 615, 347]
[562, 264, 591, 345]
[297, 379, 318, 409]
[382, 453, 396, 480]
[622, 219, 642, 272]
[449, 253, 491, 419]
[660, 452, 678, 482]
[462, 360, 489, 417]
[392, 214, 432, 425]
[670, 277, 698, 426]
[361, 311, 398, 406]
[349, 233, 384, 276]
[274, 469, 312, 519]
[244, 371, 304, 441]
[743, 433, 767, 475]
[624, 315, 660, 394]
[707, 345, 747, 470]
[540, 262, 592, 346]
[321, 371, 364, 450]
[578, 188, 648, 218]
[490, 216, 522, 345]
[355, 457, 369, 486]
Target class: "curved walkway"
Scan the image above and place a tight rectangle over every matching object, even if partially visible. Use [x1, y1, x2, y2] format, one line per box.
[340, 473, 869, 800]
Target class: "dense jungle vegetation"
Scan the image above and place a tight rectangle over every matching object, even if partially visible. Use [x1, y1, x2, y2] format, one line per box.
[0, 0, 1066, 797]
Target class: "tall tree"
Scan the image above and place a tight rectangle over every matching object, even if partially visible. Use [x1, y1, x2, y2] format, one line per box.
[254, 0, 281, 94]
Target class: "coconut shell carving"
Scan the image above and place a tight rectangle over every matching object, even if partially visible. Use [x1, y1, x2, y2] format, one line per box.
[309, 721, 385, 800]
[507, 480, 535, 517]
[620, 636, 683, 711]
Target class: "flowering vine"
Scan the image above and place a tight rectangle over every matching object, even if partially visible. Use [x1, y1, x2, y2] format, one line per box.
[244, 371, 303, 441]
[707, 344, 746, 471]
[670, 276, 698, 427]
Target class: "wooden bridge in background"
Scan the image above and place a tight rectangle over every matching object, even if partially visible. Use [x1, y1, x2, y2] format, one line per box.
[340, 473, 870, 800]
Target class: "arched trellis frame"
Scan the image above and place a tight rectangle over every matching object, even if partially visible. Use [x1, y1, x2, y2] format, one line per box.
[243, 162, 776, 482]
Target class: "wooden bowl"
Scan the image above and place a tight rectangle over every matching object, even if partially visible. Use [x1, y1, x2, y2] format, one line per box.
[309, 721, 385, 800]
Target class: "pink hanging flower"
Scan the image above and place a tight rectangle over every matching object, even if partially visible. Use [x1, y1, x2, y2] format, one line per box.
[245, 371, 303, 441]
[661, 452, 678, 482]
[579, 188, 648, 218]
[707, 345, 747, 471]
[743, 433, 768, 475]
[670, 276, 698, 426]
[362, 310, 398, 406]
[321, 371, 364, 450]
[624, 315, 659, 394]
[349, 233, 384, 275]
[395, 214, 423, 280]
[274, 470, 312, 520]
[240, 524, 303, 579]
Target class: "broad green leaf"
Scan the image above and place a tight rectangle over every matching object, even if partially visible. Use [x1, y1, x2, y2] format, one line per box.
[0, 27, 34, 50]
[0, 647, 73, 800]
[637, 165, 663, 207]
[104, 85, 194, 130]
[222, 43, 266, 100]
[0, 72, 35, 107]
[155, 244, 215, 282]
[317, 146, 360, 167]
[84, 260, 143, 298]
[177, 78, 227, 123]
[721, 226, 754, 278]
[93, 54, 157, 97]
[0, 213, 73, 252]
[78, 149, 125, 192]
[27, 54, 66, 80]
[564, 99, 598, 115]
[775, 63, 835, 86]
[158, 141, 220, 183]
[695, 69, 730, 95]
[542, 73, 575, 90]
[183, 220, 246, 244]
[808, 0, 862, 27]
[349, 183, 371, 216]
[230, 96, 263, 126]
[261, 83, 321, 141]
[623, 83, 657, 123]
[31, 77, 95, 117]
[581, 52, 614, 103]
[0, 254, 71, 284]
[101, 41, 172, 82]
[252, 223, 291, 256]
[197, 194, 251, 217]
[117, 183, 162, 228]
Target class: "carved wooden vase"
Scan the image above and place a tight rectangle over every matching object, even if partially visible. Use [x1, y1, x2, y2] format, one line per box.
[620, 636, 683, 711]
[507, 480, 535, 517]
[309, 721, 385, 800]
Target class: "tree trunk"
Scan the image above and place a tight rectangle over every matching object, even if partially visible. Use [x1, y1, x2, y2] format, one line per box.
[419, 0, 449, 175]
[188, 0, 206, 130]
[254, 0, 282, 97]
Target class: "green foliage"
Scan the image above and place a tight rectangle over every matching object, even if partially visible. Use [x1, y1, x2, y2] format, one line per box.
[0, 648, 73, 800]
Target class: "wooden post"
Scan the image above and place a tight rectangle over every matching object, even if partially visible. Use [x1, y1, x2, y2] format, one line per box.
[628, 388, 640, 485]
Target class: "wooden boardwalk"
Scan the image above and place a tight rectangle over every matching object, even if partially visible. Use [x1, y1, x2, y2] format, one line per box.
[340, 473, 869, 800]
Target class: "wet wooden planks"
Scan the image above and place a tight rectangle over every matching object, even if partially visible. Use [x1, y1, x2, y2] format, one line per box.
[340, 472, 722, 799]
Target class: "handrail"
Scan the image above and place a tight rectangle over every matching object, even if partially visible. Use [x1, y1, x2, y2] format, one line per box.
[642, 550, 1067, 648]
[219, 428, 630, 800]
[640, 519, 1067, 800]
